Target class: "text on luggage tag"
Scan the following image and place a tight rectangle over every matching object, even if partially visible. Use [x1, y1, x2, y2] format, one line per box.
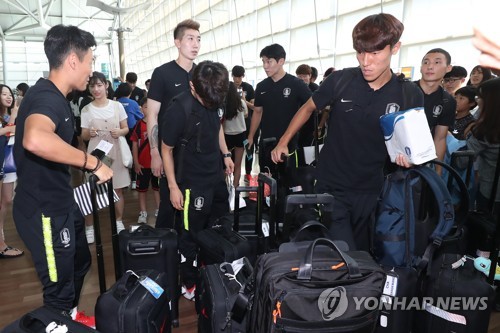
[383, 274, 398, 297]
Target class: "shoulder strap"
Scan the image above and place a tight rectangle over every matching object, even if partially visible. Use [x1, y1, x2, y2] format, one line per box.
[174, 95, 199, 184]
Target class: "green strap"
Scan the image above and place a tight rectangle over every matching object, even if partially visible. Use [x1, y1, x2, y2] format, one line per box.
[42, 214, 57, 282]
[183, 189, 191, 230]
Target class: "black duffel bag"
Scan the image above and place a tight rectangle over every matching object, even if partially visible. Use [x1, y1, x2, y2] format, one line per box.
[248, 238, 386, 333]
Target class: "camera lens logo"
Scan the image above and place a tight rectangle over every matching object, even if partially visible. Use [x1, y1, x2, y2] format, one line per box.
[318, 286, 348, 321]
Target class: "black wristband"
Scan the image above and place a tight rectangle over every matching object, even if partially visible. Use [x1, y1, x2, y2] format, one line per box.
[89, 158, 102, 173]
[223, 152, 232, 158]
[81, 151, 88, 171]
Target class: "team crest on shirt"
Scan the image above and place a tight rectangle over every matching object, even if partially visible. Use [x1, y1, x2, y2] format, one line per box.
[283, 88, 291, 98]
[217, 108, 224, 119]
[385, 103, 400, 114]
[194, 196, 204, 210]
[433, 105, 443, 117]
[60, 228, 71, 247]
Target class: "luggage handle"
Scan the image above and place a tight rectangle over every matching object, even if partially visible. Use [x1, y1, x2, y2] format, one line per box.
[285, 193, 335, 213]
[297, 238, 362, 280]
[291, 220, 329, 242]
[128, 240, 161, 255]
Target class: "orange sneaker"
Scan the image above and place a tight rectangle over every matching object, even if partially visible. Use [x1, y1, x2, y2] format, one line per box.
[74, 311, 96, 329]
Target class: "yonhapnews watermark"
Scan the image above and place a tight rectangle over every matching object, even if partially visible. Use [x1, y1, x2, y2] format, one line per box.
[318, 287, 489, 321]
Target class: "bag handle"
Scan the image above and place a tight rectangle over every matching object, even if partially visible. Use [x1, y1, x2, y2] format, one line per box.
[297, 238, 361, 280]
[285, 193, 335, 214]
[291, 220, 329, 242]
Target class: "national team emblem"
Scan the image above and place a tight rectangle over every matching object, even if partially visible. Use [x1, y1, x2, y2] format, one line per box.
[385, 103, 400, 114]
[283, 88, 291, 98]
[217, 108, 224, 119]
[433, 105, 443, 117]
[194, 196, 204, 210]
[60, 228, 71, 246]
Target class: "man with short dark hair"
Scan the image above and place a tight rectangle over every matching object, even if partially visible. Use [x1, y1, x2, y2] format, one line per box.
[147, 19, 201, 229]
[13, 24, 113, 325]
[126, 72, 144, 103]
[272, 13, 423, 251]
[145, 78, 151, 91]
[443, 65, 468, 96]
[416, 48, 456, 174]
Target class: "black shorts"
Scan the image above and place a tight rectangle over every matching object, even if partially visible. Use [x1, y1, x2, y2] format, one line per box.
[224, 132, 245, 150]
[136, 168, 160, 192]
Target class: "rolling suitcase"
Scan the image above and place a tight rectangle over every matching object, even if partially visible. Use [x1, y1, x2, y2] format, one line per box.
[197, 257, 253, 333]
[88, 176, 171, 333]
[118, 225, 180, 327]
[1, 306, 98, 333]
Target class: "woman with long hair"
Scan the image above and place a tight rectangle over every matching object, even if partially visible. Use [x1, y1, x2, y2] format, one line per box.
[467, 77, 500, 213]
[0, 84, 23, 258]
[223, 82, 247, 188]
[467, 65, 493, 88]
[80, 72, 130, 243]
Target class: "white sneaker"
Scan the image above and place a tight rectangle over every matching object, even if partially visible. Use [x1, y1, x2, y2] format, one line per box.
[137, 211, 148, 224]
[154, 209, 159, 217]
[116, 220, 125, 234]
[85, 226, 95, 244]
[131, 181, 137, 190]
[181, 284, 196, 301]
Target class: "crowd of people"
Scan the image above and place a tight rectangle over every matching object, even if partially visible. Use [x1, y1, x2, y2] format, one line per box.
[1, 11, 499, 328]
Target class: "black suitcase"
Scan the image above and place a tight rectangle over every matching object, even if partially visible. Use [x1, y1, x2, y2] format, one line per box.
[95, 269, 171, 333]
[87, 176, 171, 333]
[282, 193, 334, 241]
[197, 257, 253, 333]
[248, 238, 386, 333]
[414, 253, 495, 333]
[375, 266, 418, 333]
[118, 225, 180, 326]
[1, 306, 98, 333]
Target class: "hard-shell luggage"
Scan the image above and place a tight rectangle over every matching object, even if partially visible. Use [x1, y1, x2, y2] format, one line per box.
[197, 257, 253, 333]
[248, 238, 386, 333]
[95, 269, 171, 333]
[118, 225, 180, 326]
[1, 306, 98, 333]
[414, 254, 495, 333]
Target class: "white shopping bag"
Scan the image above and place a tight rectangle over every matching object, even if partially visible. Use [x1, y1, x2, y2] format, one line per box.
[227, 174, 246, 211]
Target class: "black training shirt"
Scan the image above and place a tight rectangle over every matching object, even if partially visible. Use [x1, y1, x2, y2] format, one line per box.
[313, 68, 423, 193]
[415, 81, 456, 135]
[254, 73, 311, 148]
[161, 91, 223, 188]
[13, 78, 76, 217]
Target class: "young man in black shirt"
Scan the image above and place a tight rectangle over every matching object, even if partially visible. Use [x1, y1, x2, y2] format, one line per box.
[416, 48, 456, 175]
[247, 43, 311, 173]
[13, 25, 113, 325]
[126, 72, 145, 103]
[147, 19, 201, 228]
[161, 61, 234, 300]
[272, 13, 423, 251]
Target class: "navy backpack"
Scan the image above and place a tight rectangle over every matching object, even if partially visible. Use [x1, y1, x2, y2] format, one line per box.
[373, 161, 469, 271]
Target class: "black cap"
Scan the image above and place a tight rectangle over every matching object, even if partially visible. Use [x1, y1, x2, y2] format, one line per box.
[444, 66, 467, 79]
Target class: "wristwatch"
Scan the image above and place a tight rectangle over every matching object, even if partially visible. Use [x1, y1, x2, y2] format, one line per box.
[222, 152, 232, 158]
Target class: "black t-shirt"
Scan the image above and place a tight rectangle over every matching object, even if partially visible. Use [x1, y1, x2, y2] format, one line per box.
[298, 81, 320, 147]
[130, 86, 145, 104]
[254, 73, 311, 148]
[148, 60, 195, 128]
[312, 68, 423, 193]
[416, 81, 456, 135]
[161, 91, 223, 188]
[239, 81, 255, 117]
[13, 78, 76, 217]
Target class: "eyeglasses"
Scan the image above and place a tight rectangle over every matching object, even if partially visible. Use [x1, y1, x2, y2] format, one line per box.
[443, 78, 461, 83]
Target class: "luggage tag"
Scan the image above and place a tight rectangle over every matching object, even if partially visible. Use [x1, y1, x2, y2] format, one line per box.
[262, 221, 270, 237]
[382, 270, 398, 297]
[129, 271, 164, 299]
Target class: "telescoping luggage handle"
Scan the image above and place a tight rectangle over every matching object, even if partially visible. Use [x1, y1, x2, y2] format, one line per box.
[258, 172, 277, 244]
[297, 238, 362, 280]
[285, 193, 335, 214]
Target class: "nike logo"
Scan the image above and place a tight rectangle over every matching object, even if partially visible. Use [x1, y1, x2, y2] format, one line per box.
[175, 83, 181, 87]
[260, 91, 267, 95]
[341, 98, 352, 103]
[65, 117, 70, 121]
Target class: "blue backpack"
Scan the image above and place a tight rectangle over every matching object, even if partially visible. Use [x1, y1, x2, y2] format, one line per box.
[373, 161, 469, 270]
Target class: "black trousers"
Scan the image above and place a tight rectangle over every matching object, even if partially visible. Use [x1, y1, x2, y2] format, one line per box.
[315, 183, 378, 252]
[155, 177, 177, 229]
[177, 180, 229, 288]
[13, 203, 91, 312]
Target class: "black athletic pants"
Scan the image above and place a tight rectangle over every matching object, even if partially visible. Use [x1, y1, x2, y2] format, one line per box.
[13, 203, 91, 312]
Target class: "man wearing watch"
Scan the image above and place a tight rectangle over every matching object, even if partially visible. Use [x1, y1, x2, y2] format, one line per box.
[161, 60, 234, 300]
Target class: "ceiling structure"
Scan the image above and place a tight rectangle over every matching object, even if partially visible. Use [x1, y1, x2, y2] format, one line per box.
[0, 0, 145, 43]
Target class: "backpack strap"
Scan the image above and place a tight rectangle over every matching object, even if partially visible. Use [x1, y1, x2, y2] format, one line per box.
[411, 165, 455, 274]
[174, 95, 198, 184]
